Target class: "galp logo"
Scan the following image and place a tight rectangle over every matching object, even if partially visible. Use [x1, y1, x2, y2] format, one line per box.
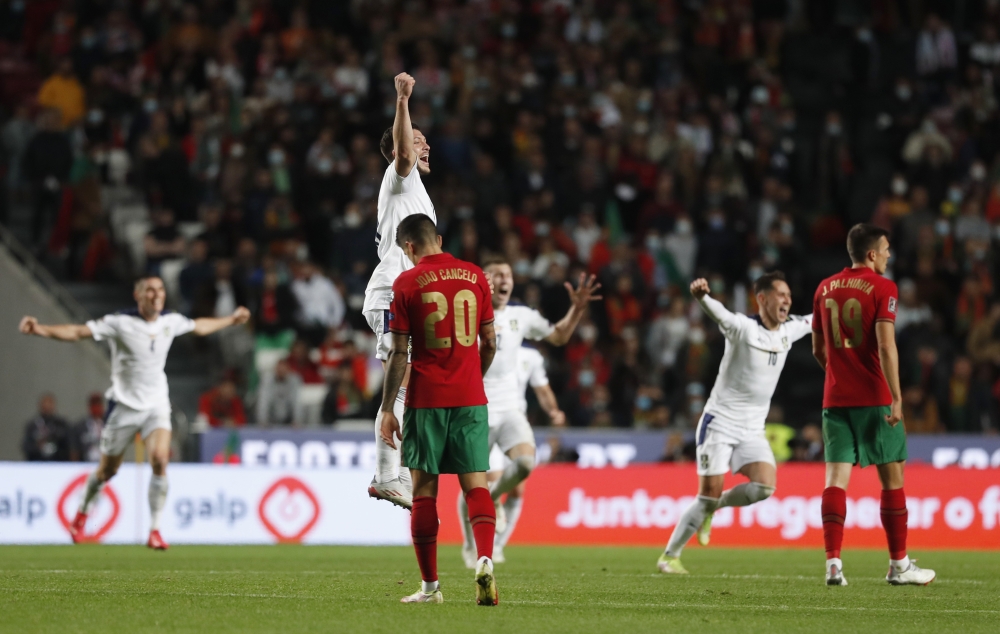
[258, 477, 320, 543]
[57, 474, 120, 542]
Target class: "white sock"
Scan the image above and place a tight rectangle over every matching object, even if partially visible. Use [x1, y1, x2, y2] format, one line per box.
[374, 387, 407, 484]
[148, 475, 168, 531]
[490, 455, 534, 500]
[665, 496, 718, 557]
[717, 482, 775, 508]
[827, 557, 843, 570]
[421, 579, 439, 593]
[890, 556, 910, 572]
[496, 496, 524, 547]
[458, 491, 474, 550]
[79, 471, 105, 515]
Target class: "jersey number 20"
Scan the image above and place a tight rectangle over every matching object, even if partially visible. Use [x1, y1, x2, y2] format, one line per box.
[824, 298, 864, 348]
[422, 290, 478, 349]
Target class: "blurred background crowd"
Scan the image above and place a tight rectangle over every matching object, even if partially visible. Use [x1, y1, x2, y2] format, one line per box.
[4, 0, 1000, 461]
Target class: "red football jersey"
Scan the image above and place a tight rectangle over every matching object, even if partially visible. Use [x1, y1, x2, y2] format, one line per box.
[388, 253, 494, 408]
[812, 267, 898, 408]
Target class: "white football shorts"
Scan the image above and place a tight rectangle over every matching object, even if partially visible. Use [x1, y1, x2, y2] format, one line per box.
[695, 412, 775, 477]
[364, 289, 410, 362]
[487, 407, 536, 454]
[100, 400, 172, 457]
[488, 444, 508, 472]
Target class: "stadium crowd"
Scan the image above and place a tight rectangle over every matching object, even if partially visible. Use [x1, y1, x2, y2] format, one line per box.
[3, 0, 1000, 442]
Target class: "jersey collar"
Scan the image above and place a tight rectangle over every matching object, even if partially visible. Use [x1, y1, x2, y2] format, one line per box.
[418, 253, 454, 265]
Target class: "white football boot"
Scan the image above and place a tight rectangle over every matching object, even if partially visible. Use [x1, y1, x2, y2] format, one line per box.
[826, 560, 848, 586]
[368, 478, 413, 510]
[400, 588, 444, 603]
[886, 561, 935, 586]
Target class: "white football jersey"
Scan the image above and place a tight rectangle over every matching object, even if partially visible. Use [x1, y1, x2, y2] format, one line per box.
[86, 310, 196, 411]
[515, 346, 549, 415]
[484, 304, 554, 411]
[698, 295, 812, 434]
[362, 161, 437, 312]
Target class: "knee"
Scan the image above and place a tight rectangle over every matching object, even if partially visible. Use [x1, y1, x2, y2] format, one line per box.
[99, 463, 120, 481]
[150, 454, 169, 475]
[749, 483, 776, 503]
[513, 454, 534, 479]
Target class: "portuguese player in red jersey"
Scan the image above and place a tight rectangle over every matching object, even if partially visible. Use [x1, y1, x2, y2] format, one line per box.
[380, 213, 500, 605]
[812, 224, 935, 586]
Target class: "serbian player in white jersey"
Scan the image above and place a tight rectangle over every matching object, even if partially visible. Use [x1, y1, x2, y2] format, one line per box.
[19, 276, 249, 549]
[459, 344, 565, 567]
[657, 272, 812, 573]
[362, 72, 436, 510]
[456, 260, 598, 556]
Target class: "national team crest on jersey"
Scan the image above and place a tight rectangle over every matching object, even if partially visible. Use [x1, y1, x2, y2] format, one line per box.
[510, 320, 519, 331]
[782, 336, 789, 349]
[888, 297, 897, 314]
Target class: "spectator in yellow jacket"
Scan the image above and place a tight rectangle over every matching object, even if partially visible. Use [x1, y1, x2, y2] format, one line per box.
[37, 58, 85, 129]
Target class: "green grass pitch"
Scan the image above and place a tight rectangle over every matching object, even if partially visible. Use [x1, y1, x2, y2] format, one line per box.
[1, 546, 997, 633]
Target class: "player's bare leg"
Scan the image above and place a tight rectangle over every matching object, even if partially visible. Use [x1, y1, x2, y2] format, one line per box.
[490, 442, 535, 534]
[370, 364, 412, 509]
[145, 428, 171, 550]
[459, 471, 499, 606]
[875, 461, 935, 585]
[703, 461, 777, 544]
[659, 475, 721, 573]
[70, 453, 124, 543]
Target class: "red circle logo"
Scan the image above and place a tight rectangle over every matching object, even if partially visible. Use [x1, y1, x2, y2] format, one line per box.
[57, 474, 121, 543]
[257, 477, 320, 543]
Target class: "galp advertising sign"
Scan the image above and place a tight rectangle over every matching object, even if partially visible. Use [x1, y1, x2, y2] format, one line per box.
[0, 463, 408, 545]
[436, 464, 1000, 549]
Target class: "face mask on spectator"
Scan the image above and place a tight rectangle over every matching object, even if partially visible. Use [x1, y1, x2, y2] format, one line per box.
[675, 219, 692, 235]
[317, 157, 334, 174]
[344, 210, 362, 228]
[81, 33, 98, 48]
[689, 328, 705, 345]
[514, 260, 532, 277]
[645, 235, 661, 252]
[578, 324, 597, 342]
[578, 370, 596, 387]
[749, 266, 764, 281]
[636, 395, 652, 411]
[269, 149, 285, 167]
[144, 99, 158, 113]
[935, 219, 951, 236]
[971, 164, 987, 181]
[891, 178, 907, 195]
[87, 109, 104, 124]
[230, 144, 245, 158]
[896, 85, 912, 101]
[689, 398, 705, 415]
[948, 188, 963, 204]
[535, 222, 551, 237]
[826, 122, 842, 136]
[708, 215, 725, 230]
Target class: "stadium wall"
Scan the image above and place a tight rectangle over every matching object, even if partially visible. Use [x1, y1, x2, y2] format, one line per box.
[0, 246, 110, 461]
[1, 463, 997, 549]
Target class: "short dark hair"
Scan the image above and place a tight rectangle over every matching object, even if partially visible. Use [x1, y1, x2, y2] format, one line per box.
[380, 126, 421, 163]
[481, 256, 510, 271]
[133, 275, 162, 290]
[846, 223, 890, 264]
[395, 214, 438, 248]
[753, 270, 787, 295]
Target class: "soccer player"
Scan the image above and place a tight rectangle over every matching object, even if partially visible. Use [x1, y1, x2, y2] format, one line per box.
[812, 224, 935, 586]
[658, 272, 812, 574]
[464, 260, 599, 547]
[19, 277, 249, 549]
[459, 344, 566, 567]
[379, 214, 499, 605]
[363, 72, 436, 509]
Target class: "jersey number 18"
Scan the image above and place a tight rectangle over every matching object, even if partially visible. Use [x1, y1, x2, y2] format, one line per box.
[422, 291, 478, 349]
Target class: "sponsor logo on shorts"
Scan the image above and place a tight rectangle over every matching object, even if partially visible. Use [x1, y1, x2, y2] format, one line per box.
[258, 477, 320, 543]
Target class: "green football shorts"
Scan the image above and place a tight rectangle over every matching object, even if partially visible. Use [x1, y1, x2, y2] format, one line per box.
[403, 405, 490, 475]
[822, 406, 907, 468]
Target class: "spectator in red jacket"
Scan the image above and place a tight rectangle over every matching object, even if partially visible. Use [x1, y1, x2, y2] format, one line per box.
[197, 377, 246, 428]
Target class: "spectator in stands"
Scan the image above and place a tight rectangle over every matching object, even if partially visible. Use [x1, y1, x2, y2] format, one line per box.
[895, 279, 933, 333]
[22, 108, 72, 246]
[253, 270, 298, 346]
[37, 58, 85, 129]
[286, 338, 323, 384]
[143, 207, 185, 275]
[256, 359, 302, 426]
[69, 393, 104, 462]
[21, 393, 70, 461]
[2, 103, 35, 197]
[290, 261, 344, 346]
[198, 376, 247, 428]
[916, 14, 958, 78]
[179, 239, 212, 314]
[968, 303, 1000, 366]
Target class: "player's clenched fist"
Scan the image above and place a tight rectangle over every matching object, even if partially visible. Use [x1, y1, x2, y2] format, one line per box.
[231, 306, 251, 325]
[689, 278, 710, 299]
[380, 411, 403, 449]
[19, 316, 39, 335]
[395, 73, 415, 99]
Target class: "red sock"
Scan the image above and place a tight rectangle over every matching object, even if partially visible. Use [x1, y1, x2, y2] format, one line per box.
[465, 487, 495, 560]
[411, 496, 438, 582]
[822, 487, 846, 559]
[880, 488, 908, 560]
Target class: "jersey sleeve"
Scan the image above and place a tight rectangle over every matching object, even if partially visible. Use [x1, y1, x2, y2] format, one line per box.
[385, 160, 419, 195]
[85, 314, 120, 341]
[528, 354, 549, 387]
[388, 280, 411, 334]
[523, 307, 555, 340]
[165, 312, 196, 336]
[875, 279, 898, 323]
[698, 295, 750, 340]
[786, 314, 814, 341]
[478, 274, 494, 326]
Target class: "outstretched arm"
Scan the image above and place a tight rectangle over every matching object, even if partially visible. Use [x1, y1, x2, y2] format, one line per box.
[691, 278, 740, 333]
[393, 73, 416, 177]
[546, 273, 602, 346]
[19, 316, 92, 342]
[192, 307, 250, 336]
